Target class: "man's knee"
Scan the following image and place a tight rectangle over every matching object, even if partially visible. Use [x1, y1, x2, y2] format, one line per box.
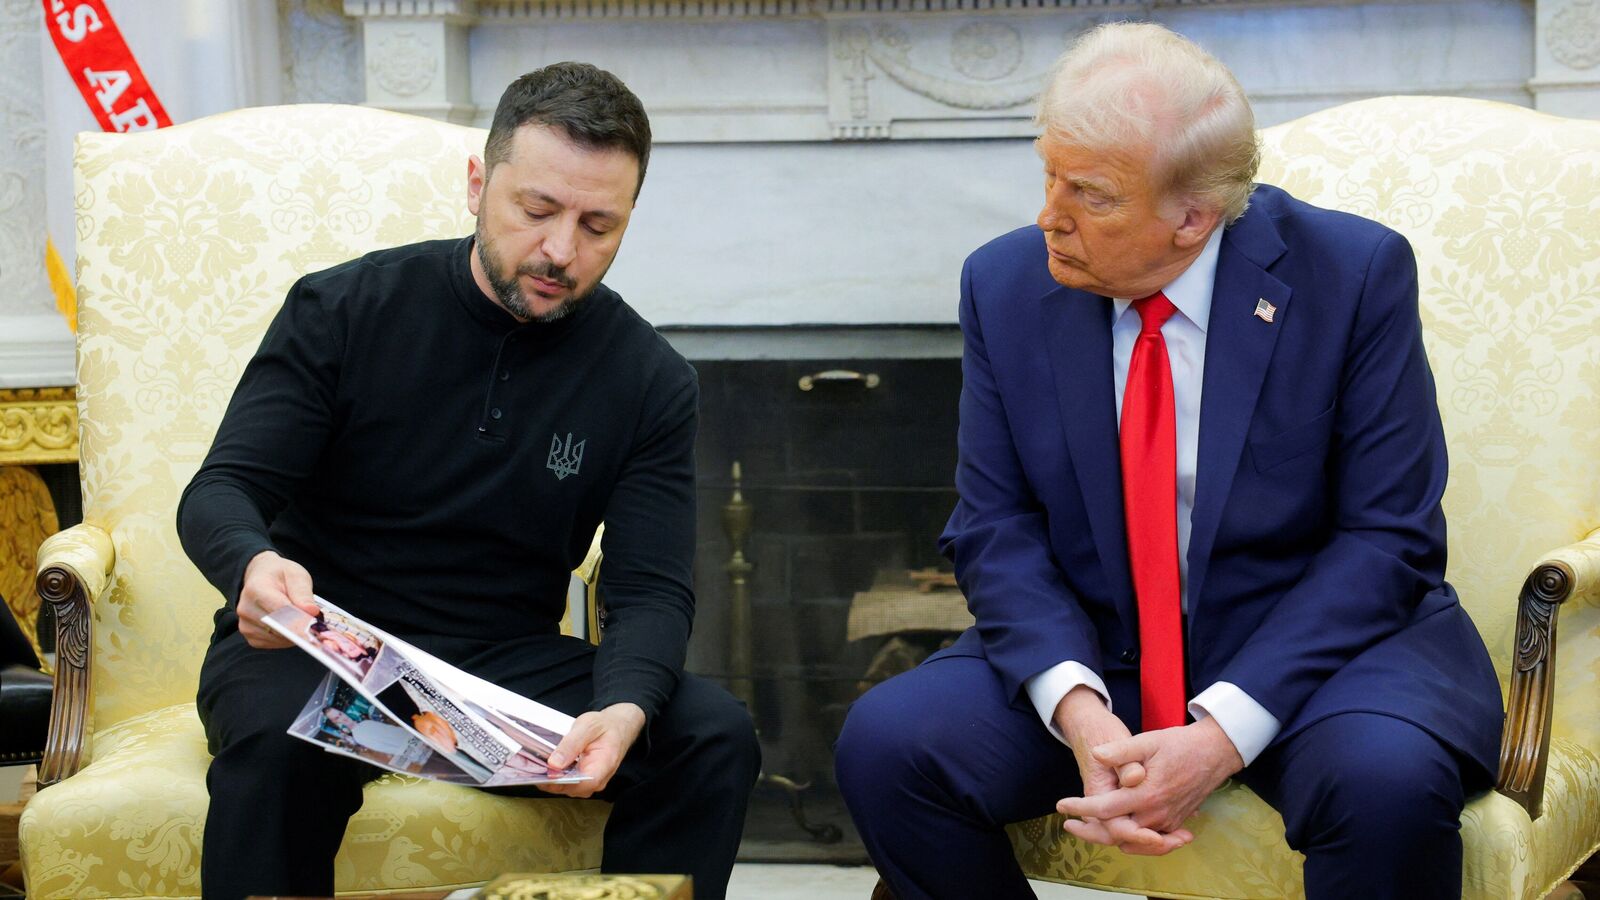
[1278, 716, 1465, 851]
[669, 678, 762, 791]
[836, 680, 942, 802]
[207, 715, 367, 802]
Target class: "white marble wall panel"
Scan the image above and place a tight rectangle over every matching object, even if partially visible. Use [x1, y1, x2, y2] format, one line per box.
[1168, 1, 1536, 126]
[603, 139, 1040, 325]
[469, 19, 831, 139]
[281, 0, 365, 104]
[0, 0, 74, 387]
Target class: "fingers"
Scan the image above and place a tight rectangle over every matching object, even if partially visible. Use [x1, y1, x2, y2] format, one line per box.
[281, 561, 318, 614]
[547, 715, 598, 771]
[538, 742, 616, 799]
[1063, 815, 1184, 856]
[575, 745, 620, 794]
[1059, 789, 1139, 821]
[236, 552, 318, 647]
[1104, 815, 1180, 855]
[239, 620, 292, 649]
[1092, 733, 1155, 769]
[1116, 761, 1146, 788]
[535, 780, 585, 798]
[1061, 816, 1114, 845]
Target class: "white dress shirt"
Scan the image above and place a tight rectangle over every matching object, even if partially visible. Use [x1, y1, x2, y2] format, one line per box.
[1022, 226, 1281, 766]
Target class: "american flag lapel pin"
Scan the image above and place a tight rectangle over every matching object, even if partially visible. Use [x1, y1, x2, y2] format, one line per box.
[1253, 298, 1277, 323]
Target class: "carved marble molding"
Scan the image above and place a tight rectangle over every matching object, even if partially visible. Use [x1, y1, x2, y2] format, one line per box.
[1548, 0, 1600, 70]
[348, 4, 476, 122]
[369, 28, 441, 96]
[474, 0, 1137, 19]
[1534, 0, 1600, 116]
[349, 0, 1550, 145]
[343, 0, 477, 20]
[826, 15, 1097, 139]
[0, 387, 78, 467]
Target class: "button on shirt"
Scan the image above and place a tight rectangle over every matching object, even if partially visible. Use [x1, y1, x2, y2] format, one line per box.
[1023, 226, 1281, 765]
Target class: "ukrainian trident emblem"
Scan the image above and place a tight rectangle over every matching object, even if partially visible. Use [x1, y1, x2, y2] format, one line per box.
[546, 432, 585, 480]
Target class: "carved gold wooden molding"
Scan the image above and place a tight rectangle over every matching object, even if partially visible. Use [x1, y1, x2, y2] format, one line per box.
[0, 387, 78, 467]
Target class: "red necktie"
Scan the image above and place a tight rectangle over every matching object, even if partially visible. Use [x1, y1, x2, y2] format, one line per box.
[1121, 292, 1186, 732]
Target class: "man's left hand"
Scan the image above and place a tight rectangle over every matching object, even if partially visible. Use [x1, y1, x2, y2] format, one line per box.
[1057, 716, 1244, 840]
[537, 702, 647, 799]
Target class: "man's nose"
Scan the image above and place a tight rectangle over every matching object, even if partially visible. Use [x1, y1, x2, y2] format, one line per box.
[1038, 185, 1075, 234]
[1037, 202, 1076, 235]
[543, 220, 579, 268]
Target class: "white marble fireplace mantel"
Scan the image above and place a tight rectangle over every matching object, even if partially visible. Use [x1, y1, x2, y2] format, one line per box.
[339, 0, 1558, 329]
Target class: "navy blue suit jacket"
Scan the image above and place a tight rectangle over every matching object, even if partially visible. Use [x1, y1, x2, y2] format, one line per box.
[937, 184, 1503, 778]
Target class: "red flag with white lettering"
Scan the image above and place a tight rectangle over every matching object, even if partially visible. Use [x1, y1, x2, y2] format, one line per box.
[41, 0, 171, 133]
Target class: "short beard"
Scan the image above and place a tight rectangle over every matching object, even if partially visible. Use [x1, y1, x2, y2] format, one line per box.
[474, 222, 585, 323]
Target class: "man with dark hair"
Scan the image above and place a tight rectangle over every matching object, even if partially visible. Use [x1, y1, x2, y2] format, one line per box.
[181, 62, 760, 900]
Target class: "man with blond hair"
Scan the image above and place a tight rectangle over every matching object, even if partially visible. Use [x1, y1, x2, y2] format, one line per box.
[836, 22, 1501, 899]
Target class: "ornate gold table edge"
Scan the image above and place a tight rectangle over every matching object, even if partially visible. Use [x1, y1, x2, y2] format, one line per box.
[0, 387, 78, 467]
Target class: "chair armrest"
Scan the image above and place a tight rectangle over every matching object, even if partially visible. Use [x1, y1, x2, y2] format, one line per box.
[578, 524, 604, 645]
[576, 523, 605, 587]
[1495, 527, 1600, 819]
[33, 523, 115, 786]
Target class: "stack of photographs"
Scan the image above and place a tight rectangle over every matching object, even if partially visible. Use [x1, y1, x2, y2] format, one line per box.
[266, 597, 588, 787]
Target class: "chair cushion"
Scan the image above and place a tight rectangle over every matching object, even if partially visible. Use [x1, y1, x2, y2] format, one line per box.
[1008, 737, 1600, 900]
[19, 702, 608, 898]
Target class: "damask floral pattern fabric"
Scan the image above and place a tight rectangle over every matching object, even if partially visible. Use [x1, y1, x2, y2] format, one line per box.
[1009, 96, 1600, 899]
[19, 704, 607, 897]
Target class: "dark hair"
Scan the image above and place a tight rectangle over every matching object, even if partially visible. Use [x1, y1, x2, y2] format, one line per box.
[484, 62, 651, 197]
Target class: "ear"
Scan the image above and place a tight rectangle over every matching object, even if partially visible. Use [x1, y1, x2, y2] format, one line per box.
[1173, 201, 1223, 250]
[467, 155, 487, 217]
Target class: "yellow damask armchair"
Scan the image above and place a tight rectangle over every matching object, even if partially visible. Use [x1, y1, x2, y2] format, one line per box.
[1007, 96, 1600, 899]
[18, 106, 610, 898]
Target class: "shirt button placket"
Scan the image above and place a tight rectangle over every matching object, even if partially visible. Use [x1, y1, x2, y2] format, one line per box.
[482, 331, 516, 437]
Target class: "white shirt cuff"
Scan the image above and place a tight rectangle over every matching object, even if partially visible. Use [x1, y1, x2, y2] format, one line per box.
[1024, 661, 1110, 746]
[1188, 682, 1280, 766]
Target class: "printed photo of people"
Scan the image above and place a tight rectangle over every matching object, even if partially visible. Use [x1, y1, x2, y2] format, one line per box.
[294, 678, 415, 766]
[263, 598, 385, 683]
[309, 607, 382, 679]
[375, 679, 494, 783]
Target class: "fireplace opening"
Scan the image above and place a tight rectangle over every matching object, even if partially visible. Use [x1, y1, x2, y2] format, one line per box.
[677, 346, 969, 860]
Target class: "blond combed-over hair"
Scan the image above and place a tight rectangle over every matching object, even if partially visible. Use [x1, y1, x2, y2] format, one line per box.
[1036, 22, 1260, 224]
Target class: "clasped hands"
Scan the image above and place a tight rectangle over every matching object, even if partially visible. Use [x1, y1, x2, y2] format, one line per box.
[1053, 685, 1243, 856]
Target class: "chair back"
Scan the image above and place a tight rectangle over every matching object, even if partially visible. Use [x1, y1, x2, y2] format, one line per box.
[73, 106, 485, 730]
[1257, 97, 1600, 748]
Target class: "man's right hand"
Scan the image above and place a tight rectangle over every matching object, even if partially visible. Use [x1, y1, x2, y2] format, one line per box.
[1054, 685, 1192, 856]
[237, 550, 320, 649]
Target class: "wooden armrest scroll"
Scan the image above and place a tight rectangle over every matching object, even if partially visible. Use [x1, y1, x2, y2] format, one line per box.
[32, 523, 116, 787]
[1495, 528, 1600, 818]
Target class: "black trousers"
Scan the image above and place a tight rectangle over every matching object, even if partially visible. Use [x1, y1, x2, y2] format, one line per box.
[197, 626, 760, 900]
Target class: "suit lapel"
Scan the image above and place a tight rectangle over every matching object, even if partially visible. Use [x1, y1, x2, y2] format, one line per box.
[1040, 287, 1137, 633]
[1186, 209, 1291, 618]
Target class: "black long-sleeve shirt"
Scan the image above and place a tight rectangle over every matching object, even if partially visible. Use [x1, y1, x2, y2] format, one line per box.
[178, 236, 698, 719]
